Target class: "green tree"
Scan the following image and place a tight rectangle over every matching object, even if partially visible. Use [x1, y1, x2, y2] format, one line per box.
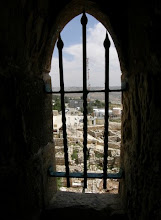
[87, 103, 93, 114]
[94, 99, 105, 108]
[53, 97, 61, 112]
[64, 96, 69, 103]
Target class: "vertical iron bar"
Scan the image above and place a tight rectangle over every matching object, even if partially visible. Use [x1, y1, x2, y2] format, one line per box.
[57, 33, 70, 187]
[103, 32, 111, 189]
[81, 12, 88, 189]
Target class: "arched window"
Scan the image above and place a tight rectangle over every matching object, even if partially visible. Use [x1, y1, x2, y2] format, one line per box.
[47, 12, 125, 193]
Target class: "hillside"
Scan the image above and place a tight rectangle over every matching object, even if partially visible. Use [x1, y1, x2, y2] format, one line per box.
[52, 87, 122, 104]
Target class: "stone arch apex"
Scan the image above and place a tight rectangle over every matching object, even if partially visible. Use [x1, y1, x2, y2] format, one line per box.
[42, 0, 126, 77]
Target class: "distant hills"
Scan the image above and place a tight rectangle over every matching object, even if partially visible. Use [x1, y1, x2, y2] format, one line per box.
[52, 86, 121, 104]
[52, 86, 121, 92]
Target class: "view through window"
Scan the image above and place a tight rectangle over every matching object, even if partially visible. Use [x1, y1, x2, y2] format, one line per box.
[49, 13, 122, 193]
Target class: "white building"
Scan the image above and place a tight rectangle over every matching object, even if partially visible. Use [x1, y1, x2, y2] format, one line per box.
[112, 108, 122, 116]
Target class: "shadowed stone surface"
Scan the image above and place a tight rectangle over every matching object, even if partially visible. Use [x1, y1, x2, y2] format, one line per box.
[41, 191, 128, 219]
[1, 1, 161, 219]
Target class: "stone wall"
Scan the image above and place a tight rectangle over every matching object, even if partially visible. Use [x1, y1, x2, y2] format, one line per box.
[1, 1, 161, 220]
[0, 71, 55, 219]
[120, 4, 161, 219]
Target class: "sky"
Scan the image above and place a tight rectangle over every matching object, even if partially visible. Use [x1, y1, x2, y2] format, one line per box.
[49, 14, 122, 89]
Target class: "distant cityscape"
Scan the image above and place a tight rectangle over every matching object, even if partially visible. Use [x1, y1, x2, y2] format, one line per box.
[52, 87, 122, 193]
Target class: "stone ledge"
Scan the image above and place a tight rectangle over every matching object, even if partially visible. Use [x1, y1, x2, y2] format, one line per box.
[41, 191, 128, 219]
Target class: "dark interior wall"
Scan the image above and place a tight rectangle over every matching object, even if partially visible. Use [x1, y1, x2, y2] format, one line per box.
[1, 0, 161, 220]
[0, 1, 128, 219]
[121, 2, 161, 219]
[0, 71, 55, 219]
[0, 0, 57, 219]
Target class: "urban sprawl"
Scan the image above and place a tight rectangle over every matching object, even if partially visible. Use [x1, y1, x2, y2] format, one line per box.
[52, 91, 122, 193]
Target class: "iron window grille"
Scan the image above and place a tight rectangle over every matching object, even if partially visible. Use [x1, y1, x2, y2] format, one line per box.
[47, 12, 126, 190]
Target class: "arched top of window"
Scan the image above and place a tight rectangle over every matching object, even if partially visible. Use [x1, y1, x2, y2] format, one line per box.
[47, 12, 126, 193]
[50, 13, 122, 92]
[42, 2, 127, 78]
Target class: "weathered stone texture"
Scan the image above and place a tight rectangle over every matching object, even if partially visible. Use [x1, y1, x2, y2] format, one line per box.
[1, 0, 161, 220]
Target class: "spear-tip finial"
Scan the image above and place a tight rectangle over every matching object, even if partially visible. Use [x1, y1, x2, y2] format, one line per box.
[81, 11, 88, 25]
[57, 32, 64, 49]
[104, 32, 111, 48]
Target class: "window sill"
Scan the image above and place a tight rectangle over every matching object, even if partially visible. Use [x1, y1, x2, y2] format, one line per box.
[41, 191, 128, 219]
